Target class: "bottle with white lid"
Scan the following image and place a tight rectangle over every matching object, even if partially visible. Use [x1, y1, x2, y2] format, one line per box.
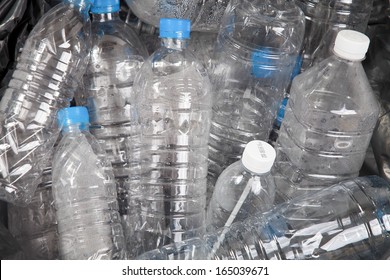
[206, 140, 276, 232]
[273, 30, 380, 200]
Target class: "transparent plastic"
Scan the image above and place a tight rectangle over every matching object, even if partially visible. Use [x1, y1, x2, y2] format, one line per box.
[138, 176, 390, 260]
[133, 33, 212, 256]
[125, 0, 229, 32]
[206, 159, 276, 232]
[296, 0, 373, 70]
[81, 10, 148, 255]
[8, 159, 59, 260]
[273, 40, 380, 199]
[207, 0, 305, 195]
[0, 0, 92, 205]
[52, 115, 125, 260]
[187, 32, 217, 71]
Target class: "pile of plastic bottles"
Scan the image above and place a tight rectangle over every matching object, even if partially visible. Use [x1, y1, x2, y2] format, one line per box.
[0, 0, 389, 260]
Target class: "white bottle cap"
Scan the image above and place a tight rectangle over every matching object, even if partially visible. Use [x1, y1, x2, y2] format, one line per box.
[242, 140, 276, 174]
[333, 30, 370, 61]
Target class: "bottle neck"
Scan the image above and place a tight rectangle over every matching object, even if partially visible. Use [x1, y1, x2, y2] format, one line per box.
[161, 38, 189, 50]
[241, 160, 271, 177]
[61, 123, 89, 135]
[65, 0, 92, 15]
[92, 12, 120, 22]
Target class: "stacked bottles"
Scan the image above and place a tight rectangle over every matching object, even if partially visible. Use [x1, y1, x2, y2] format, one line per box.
[134, 18, 212, 255]
[8, 157, 59, 260]
[126, 0, 229, 32]
[207, 140, 276, 231]
[297, 0, 373, 70]
[52, 107, 125, 260]
[81, 0, 148, 251]
[208, 0, 305, 192]
[138, 176, 390, 260]
[0, 0, 93, 205]
[273, 30, 380, 199]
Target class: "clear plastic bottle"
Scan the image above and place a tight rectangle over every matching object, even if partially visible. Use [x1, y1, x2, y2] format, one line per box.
[296, 0, 373, 71]
[52, 106, 125, 260]
[273, 30, 380, 199]
[187, 31, 217, 72]
[7, 157, 59, 260]
[125, 0, 229, 32]
[134, 18, 212, 256]
[81, 0, 148, 253]
[207, 140, 276, 232]
[0, 0, 93, 206]
[207, 0, 305, 196]
[138, 176, 390, 260]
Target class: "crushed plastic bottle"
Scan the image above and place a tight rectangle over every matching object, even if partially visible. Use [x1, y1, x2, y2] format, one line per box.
[138, 176, 390, 260]
[0, 0, 93, 206]
[52, 106, 125, 260]
[8, 153, 59, 260]
[81, 0, 148, 255]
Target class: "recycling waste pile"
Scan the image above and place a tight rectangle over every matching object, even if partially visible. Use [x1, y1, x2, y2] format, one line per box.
[0, 0, 390, 260]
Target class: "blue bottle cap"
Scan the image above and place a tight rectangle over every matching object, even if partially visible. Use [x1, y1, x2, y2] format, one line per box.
[57, 106, 89, 130]
[91, 0, 119, 14]
[159, 18, 191, 39]
[251, 49, 276, 78]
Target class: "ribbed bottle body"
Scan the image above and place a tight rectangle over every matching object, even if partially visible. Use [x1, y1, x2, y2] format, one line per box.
[133, 38, 212, 256]
[208, 0, 305, 192]
[273, 56, 379, 198]
[0, 2, 91, 205]
[52, 129, 125, 259]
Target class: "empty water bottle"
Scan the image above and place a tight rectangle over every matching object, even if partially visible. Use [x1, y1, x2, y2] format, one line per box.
[126, 0, 229, 32]
[133, 18, 212, 256]
[273, 30, 380, 199]
[138, 176, 390, 260]
[8, 154, 59, 260]
[296, 0, 373, 70]
[52, 106, 125, 260]
[0, 0, 93, 205]
[208, 0, 305, 195]
[207, 140, 276, 232]
[81, 0, 148, 252]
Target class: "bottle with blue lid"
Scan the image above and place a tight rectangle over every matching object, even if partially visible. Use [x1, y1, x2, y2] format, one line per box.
[52, 106, 125, 260]
[0, 0, 94, 206]
[80, 0, 148, 257]
[133, 18, 212, 257]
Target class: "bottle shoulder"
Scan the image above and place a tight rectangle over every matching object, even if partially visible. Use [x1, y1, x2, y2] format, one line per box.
[54, 131, 102, 160]
[290, 57, 379, 114]
[141, 47, 210, 78]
